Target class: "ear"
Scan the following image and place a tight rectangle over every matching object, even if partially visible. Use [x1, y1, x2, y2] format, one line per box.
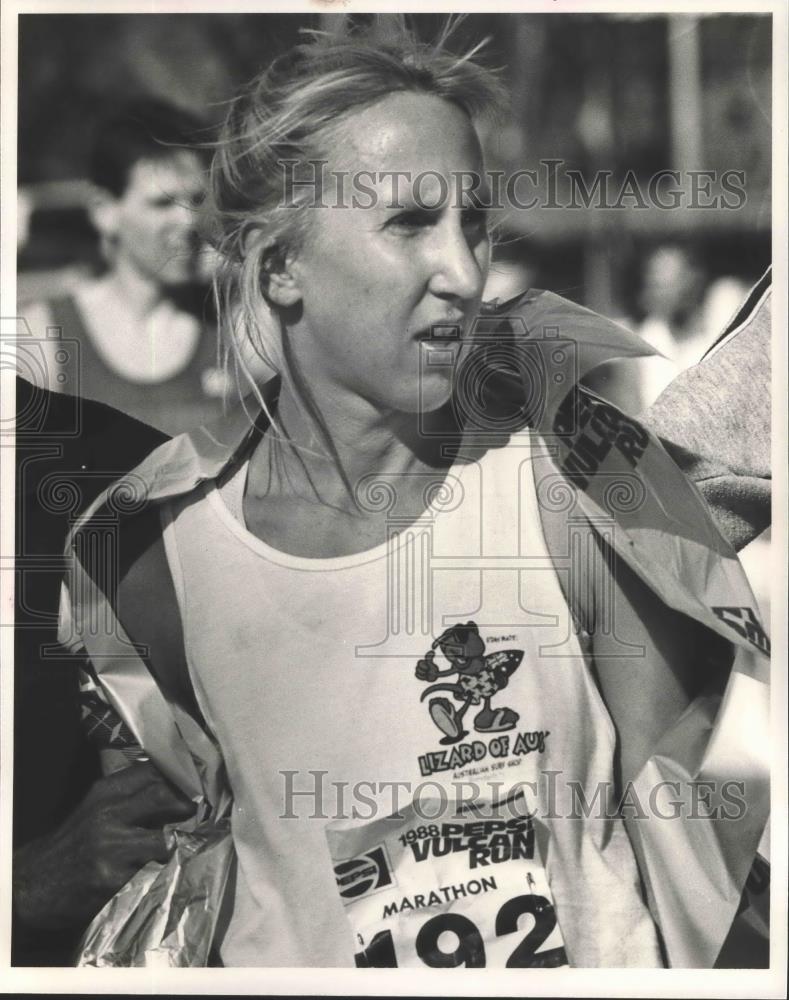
[87, 187, 121, 240]
[261, 244, 303, 309]
[265, 266, 302, 308]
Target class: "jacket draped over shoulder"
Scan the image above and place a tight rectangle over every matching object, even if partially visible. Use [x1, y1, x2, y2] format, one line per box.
[58, 288, 771, 968]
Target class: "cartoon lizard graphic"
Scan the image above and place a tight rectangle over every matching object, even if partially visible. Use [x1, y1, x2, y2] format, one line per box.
[415, 621, 524, 744]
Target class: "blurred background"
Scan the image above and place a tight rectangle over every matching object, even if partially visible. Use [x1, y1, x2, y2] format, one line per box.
[15, 11, 772, 610]
[17, 11, 771, 296]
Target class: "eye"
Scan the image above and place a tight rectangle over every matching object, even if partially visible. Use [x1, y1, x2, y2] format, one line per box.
[386, 208, 439, 233]
[461, 205, 489, 234]
[148, 194, 177, 208]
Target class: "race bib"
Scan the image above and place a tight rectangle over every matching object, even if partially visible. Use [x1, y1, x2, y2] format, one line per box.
[326, 794, 567, 969]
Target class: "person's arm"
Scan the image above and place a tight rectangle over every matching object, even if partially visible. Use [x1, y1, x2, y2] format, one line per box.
[12, 507, 197, 963]
[12, 761, 194, 939]
[640, 278, 771, 552]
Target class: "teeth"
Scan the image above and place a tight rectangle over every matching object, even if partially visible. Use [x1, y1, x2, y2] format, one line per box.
[418, 323, 461, 342]
[431, 323, 461, 340]
[420, 338, 461, 350]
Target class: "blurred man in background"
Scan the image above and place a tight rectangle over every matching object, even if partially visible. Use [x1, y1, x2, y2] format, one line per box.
[21, 98, 227, 436]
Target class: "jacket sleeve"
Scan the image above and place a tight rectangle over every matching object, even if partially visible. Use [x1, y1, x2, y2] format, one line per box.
[639, 271, 771, 552]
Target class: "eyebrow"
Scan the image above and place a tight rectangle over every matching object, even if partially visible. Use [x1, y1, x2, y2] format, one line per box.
[461, 185, 492, 210]
[384, 201, 443, 214]
[379, 177, 492, 213]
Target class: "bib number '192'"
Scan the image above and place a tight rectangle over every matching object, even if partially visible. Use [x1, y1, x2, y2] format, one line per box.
[354, 893, 568, 968]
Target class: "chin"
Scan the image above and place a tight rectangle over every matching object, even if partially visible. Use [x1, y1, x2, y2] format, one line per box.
[161, 271, 199, 287]
[157, 257, 202, 286]
[406, 373, 455, 416]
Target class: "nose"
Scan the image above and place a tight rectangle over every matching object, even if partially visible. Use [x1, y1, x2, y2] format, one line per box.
[170, 200, 199, 232]
[427, 215, 487, 304]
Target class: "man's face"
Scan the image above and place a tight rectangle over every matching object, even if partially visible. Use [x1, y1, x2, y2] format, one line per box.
[108, 151, 206, 286]
[284, 92, 491, 415]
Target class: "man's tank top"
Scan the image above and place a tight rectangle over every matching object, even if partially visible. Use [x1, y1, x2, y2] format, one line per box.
[47, 295, 223, 436]
[161, 428, 663, 967]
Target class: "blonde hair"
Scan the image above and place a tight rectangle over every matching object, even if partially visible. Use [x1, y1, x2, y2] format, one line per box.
[204, 17, 506, 431]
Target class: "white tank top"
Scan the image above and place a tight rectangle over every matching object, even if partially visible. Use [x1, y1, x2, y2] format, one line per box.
[161, 428, 662, 967]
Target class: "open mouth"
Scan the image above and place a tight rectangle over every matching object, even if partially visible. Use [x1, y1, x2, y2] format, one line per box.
[416, 322, 463, 346]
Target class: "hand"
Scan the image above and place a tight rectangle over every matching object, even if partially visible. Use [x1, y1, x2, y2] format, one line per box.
[415, 651, 439, 682]
[12, 761, 195, 931]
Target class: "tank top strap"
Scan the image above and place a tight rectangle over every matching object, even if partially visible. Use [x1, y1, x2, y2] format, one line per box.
[47, 294, 90, 341]
[217, 456, 250, 524]
[44, 295, 93, 397]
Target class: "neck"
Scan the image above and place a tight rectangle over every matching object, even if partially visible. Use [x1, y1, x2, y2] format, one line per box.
[249, 376, 459, 513]
[100, 258, 165, 317]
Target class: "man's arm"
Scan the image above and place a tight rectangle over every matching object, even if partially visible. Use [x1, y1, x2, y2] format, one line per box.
[12, 762, 194, 937]
[12, 511, 198, 964]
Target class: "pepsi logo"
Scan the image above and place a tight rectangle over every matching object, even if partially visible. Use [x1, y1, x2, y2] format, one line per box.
[334, 845, 393, 901]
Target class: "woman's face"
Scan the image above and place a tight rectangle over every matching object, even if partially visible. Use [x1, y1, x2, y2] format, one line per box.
[284, 92, 491, 414]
